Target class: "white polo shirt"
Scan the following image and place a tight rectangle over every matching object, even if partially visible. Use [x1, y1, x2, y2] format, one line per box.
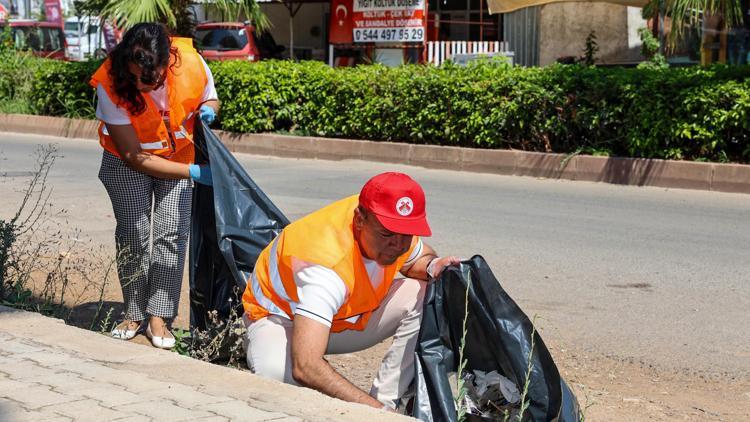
[292, 238, 424, 327]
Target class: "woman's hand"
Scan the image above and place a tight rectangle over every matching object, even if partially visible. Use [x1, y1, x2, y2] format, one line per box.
[189, 164, 213, 185]
[199, 104, 216, 125]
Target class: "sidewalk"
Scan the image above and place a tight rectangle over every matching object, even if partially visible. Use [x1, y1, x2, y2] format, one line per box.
[0, 306, 410, 422]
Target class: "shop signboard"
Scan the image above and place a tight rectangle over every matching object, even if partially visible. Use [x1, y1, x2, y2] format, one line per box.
[102, 21, 121, 52]
[0, 4, 8, 22]
[353, 0, 425, 43]
[329, 0, 426, 44]
[44, 0, 63, 27]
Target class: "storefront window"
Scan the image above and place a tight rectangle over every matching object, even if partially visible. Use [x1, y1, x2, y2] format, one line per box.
[428, 0, 502, 41]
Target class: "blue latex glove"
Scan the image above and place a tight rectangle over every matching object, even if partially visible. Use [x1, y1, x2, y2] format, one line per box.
[189, 164, 213, 186]
[199, 104, 216, 125]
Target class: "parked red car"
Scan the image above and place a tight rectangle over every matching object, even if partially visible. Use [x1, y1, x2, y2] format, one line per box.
[0, 20, 67, 60]
[193, 22, 284, 61]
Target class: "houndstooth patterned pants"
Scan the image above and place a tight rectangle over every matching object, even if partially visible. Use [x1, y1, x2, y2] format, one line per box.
[98, 151, 192, 321]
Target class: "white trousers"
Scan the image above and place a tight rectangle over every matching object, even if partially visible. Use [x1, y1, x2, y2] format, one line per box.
[242, 278, 427, 409]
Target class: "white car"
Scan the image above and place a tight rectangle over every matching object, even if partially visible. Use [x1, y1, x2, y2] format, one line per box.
[64, 16, 106, 61]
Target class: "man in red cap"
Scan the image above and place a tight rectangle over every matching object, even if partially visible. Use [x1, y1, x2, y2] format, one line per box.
[241, 172, 459, 411]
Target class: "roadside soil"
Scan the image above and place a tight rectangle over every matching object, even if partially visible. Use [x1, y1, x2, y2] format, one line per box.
[19, 249, 750, 421]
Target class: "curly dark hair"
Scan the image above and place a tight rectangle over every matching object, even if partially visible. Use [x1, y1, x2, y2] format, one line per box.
[108, 23, 180, 116]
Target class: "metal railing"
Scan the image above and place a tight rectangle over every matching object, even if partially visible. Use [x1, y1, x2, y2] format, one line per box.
[426, 41, 511, 65]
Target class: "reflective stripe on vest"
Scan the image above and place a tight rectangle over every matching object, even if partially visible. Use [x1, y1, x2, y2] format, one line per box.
[266, 237, 293, 303]
[249, 237, 358, 323]
[141, 141, 169, 150]
[100, 124, 190, 151]
[249, 272, 295, 317]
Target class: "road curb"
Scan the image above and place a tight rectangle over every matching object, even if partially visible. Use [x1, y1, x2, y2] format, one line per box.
[2, 113, 748, 194]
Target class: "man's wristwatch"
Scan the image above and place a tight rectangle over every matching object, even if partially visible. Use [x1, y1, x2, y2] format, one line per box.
[426, 256, 440, 279]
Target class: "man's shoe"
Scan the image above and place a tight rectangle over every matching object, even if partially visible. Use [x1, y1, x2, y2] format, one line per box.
[111, 321, 139, 340]
[146, 325, 176, 349]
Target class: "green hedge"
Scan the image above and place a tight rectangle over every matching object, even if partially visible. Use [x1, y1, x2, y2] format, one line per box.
[211, 60, 750, 163]
[2, 51, 750, 163]
[0, 51, 100, 117]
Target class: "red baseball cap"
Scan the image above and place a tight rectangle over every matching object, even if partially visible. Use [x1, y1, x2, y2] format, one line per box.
[359, 172, 432, 236]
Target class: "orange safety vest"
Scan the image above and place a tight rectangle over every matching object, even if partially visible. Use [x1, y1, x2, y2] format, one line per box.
[242, 195, 419, 332]
[89, 37, 207, 164]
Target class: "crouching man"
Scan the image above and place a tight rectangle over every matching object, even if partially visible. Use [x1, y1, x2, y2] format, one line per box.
[241, 172, 460, 411]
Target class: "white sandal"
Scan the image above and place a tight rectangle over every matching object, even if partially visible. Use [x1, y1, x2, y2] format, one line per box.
[146, 324, 175, 349]
[111, 321, 140, 340]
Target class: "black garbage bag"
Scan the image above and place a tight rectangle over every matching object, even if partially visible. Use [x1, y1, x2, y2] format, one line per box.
[413, 255, 580, 421]
[189, 120, 289, 334]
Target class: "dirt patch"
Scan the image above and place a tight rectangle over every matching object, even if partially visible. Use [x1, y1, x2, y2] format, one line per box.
[548, 342, 750, 421]
[325, 340, 750, 421]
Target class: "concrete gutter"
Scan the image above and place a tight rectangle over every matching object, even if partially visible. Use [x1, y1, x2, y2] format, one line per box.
[2, 113, 748, 194]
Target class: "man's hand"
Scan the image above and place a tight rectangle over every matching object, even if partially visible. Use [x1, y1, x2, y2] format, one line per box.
[401, 241, 461, 281]
[426, 255, 462, 279]
[291, 315, 384, 409]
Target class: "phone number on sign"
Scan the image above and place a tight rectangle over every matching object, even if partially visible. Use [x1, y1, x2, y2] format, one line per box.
[353, 27, 425, 43]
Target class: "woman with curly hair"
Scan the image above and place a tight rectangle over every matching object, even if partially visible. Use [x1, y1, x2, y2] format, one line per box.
[90, 22, 219, 349]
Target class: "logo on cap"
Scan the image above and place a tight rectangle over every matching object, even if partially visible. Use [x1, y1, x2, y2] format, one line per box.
[396, 197, 414, 216]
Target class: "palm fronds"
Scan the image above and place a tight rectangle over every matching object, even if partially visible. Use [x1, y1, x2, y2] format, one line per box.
[645, 0, 744, 50]
[100, 0, 177, 29]
[79, 0, 270, 35]
[212, 0, 271, 32]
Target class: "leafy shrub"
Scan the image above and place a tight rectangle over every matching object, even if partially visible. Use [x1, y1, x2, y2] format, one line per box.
[637, 27, 668, 70]
[28, 58, 102, 118]
[0, 51, 43, 114]
[0, 53, 100, 118]
[1, 53, 750, 163]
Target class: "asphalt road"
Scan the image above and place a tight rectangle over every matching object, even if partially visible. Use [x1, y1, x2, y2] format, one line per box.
[2, 132, 749, 379]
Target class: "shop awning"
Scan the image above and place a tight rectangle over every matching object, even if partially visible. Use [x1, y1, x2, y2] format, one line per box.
[487, 0, 649, 14]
